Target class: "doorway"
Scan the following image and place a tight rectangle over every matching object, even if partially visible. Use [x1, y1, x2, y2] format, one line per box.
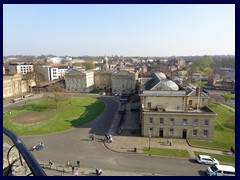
[159, 128, 164, 138]
[182, 129, 187, 139]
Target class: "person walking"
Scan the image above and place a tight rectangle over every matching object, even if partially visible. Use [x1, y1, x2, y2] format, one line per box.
[72, 166, 74, 175]
[77, 160, 80, 167]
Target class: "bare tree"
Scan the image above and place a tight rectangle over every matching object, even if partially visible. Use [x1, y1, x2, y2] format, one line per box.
[44, 81, 68, 109]
[210, 94, 224, 106]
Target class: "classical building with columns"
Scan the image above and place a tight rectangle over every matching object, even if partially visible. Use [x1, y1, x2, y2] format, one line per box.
[64, 69, 94, 93]
[140, 72, 216, 140]
[111, 70, 138, 94]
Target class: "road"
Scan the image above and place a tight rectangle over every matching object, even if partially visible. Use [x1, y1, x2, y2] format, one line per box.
[6, 95, 207, 176]
[204, 89, 235, 107]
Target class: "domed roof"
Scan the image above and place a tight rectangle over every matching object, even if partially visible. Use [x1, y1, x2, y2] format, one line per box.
[162, 80, 179, 90]
[155, 72, 167, 79]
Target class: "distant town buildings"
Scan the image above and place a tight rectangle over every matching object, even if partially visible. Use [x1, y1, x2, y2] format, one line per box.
[8, 62, 34, 74]
[35, 64, 73, 81]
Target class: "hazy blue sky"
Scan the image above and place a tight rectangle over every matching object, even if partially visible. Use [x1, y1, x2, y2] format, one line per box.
[3, 4, 235, 57]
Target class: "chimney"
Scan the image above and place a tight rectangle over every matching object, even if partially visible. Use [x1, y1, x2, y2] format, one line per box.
[196, 86, 202, 96]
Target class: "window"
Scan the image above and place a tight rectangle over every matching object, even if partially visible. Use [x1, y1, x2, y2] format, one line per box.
[147, 102, 151, 109]
[183, 119, 187, 125]
[160, 118, 164, 125]
[189, 100, 192, 106]
[193, 129, 198, 136]
[169, 129, 174, 136]
[193, 119, 198, 126]
[204, 120, 209, 126]
[149, 118, 153, 124]
[203, 130, 208, 137]
[149, 128, 153, 135]
[170, 118, 174, 125]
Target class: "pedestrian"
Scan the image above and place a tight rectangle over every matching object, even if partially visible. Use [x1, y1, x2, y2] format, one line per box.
[170, 139, 172, 146]
[77, 160, 80, 167]
[230, 147, 235, 155]
[72, 166, 74, 175]
[96, 168, 102, 176]
[49, 160, 53, 166]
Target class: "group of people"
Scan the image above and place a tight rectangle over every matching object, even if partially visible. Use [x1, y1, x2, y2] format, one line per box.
[104, 133, 113, 143]
[32, 142, 44, 151]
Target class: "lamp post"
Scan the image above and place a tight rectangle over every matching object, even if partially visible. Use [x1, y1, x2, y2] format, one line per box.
[148, 134, 152, 151]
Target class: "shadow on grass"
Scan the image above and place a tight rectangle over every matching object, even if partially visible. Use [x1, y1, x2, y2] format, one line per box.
[65, 99, 105, 129]
[15, 104, 49, 112]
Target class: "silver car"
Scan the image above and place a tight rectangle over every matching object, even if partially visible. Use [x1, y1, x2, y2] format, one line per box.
[196, 155, 220, 165]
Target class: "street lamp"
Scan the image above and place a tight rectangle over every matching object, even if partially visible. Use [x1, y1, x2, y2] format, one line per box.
[148, 134, 152, 151]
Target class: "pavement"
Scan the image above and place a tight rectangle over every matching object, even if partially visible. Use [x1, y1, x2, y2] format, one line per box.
[3, 93, 235, 176]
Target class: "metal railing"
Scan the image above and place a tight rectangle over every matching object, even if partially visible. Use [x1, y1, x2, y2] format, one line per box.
[3, 127, 47, 176]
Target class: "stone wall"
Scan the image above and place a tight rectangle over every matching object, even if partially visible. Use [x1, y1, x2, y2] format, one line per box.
[3, 142, 32, 176]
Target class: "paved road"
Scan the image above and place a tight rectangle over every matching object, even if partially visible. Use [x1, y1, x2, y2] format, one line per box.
[16, 96, 207, 176]
[5, 94, 208, 176]
[205, 89, 235, 107]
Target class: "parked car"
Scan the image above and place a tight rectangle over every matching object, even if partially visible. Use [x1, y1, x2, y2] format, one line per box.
[206, 165, 235, 176]
[196, 155, 219, 165]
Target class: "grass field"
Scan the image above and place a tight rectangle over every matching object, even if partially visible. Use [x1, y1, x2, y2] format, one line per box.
[143, 147, 190, 158]
[189, 102, 235, 151]
[3, 97, 105, 135]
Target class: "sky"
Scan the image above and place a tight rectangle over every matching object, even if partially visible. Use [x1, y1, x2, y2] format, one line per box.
[3, 4, 235, 57]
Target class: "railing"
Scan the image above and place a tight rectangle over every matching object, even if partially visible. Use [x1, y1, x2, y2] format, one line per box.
[3, 127, 47, 176]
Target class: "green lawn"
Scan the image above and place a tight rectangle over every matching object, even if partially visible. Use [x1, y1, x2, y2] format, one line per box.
[209, 102, 235, 131]
[3, 97, 105, 135]
[194, 151, 235, 164]
[195, 80, 209, 86]
[143, 147, 190, 158]
[188, 102, 235, 151]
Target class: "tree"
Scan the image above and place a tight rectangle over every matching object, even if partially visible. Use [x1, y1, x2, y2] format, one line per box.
[203, 67, 213, 76]
[85, 60, 95, 69]
[73, 63, 82, 67]
[44, 81, 68, 109]
[223, 94, 231, 103]
[211, 94, 224, 106]
[193, 56, 214, 71]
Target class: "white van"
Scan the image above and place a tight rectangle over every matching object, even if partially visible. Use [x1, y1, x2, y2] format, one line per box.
[206, 164, 235, 176]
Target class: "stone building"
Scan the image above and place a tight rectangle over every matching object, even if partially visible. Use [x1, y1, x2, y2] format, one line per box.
[94, 71, 112, 90]
[3, 74, 28, 98]
[140, 72, 216, 140]
[111, 70, 138, 95]
[64, 69, 94, 93]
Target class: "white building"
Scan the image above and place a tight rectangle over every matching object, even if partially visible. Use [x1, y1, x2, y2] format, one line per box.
[35, 65, 73, 81]
[64, 69, 94, 93]
[8, 62, 34, 74]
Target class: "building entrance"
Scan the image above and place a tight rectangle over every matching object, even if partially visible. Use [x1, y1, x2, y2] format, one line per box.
[159, 128, 164, 138]
[182, 129, 187, 139]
